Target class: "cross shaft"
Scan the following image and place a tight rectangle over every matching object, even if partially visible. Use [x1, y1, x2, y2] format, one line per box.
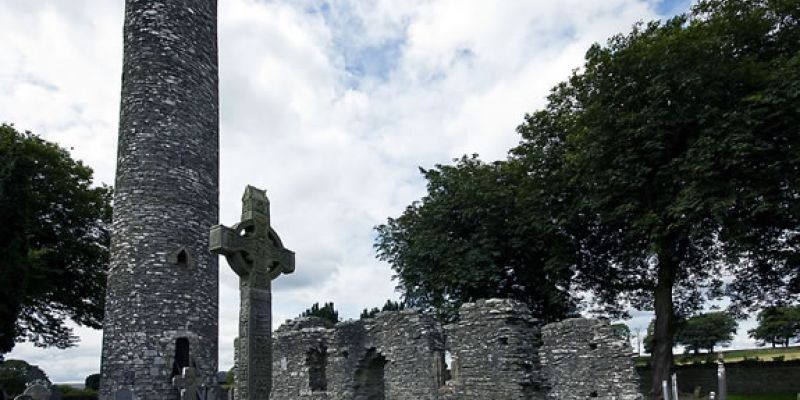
[210, 186, 295, 400]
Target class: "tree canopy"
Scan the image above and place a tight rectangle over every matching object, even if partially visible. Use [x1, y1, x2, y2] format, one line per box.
[674, 312, 738, 354]
[299, 302, 340, 325]
[377, 0, 799, 396]
[511, 0, 799, 393]
[748, 305, 800, 347]
[0, 124, 112, 354]
[0, 359, 30, 398]
[375, 156, 576, 322]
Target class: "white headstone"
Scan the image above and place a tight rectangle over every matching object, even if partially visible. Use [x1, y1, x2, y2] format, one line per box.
[670, 373, 679, 400]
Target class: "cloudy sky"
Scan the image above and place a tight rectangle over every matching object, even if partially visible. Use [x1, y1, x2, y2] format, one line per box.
[1, 0, 753, 383]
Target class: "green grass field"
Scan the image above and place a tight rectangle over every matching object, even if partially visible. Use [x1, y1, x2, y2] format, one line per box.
[673, 393, 797, 400]
[636, 345, 800, 366]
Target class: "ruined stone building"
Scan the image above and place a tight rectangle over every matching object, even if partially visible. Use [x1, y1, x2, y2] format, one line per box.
[271, 299, 642, 400]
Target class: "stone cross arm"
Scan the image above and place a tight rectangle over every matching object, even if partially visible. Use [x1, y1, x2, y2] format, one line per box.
[209, 185, 294, 281]
[209, 223, 251, 276]
[269, 240, 295, 280]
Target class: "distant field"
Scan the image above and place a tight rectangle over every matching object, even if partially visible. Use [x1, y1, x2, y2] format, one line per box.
[636, 345, 800, 366]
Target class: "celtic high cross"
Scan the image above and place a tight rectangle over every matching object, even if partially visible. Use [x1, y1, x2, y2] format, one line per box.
[209, 186, 295, 400]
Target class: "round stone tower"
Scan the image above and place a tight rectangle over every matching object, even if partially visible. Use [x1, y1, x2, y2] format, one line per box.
[100, 1, 219, 399]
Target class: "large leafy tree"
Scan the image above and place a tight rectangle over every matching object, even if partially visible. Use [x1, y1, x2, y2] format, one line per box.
[748, 305, 800, 347]
[375, 156, 576, 322]
[674, 312, 738, 354]
[513, 0, 799, 395]
[0, 124, 112, 354]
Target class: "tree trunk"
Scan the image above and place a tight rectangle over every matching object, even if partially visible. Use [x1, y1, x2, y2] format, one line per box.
[651, 254, 677, 400]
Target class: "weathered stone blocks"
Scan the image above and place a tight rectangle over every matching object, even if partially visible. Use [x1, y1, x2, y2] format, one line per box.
[100, 1, 220, 399]
[270, 299, 640, 400]
[539, 318, 643, 400]
[441, 299, 543, 400]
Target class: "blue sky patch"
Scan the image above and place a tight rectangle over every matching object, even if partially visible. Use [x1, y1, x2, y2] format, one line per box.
[342, 38, 404, 86]
[655, 0, 693, 16]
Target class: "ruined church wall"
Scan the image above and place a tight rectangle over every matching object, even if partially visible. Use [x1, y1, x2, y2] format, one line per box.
[361, 310, 443, 399]
[539, 318, 642, 400]
[271, 311, 443, 400]
[271, 317, 333, 399]
[441, 299, 543, 400]
[270, 300, 641, 400]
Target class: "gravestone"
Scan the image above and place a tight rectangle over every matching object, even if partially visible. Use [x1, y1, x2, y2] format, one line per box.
[18, 384, 49, 400]
[48, 385, 62, 400]
[210, 186, 295, 400]
[717, 354, 727, 400]
[172, 367, 199, 400]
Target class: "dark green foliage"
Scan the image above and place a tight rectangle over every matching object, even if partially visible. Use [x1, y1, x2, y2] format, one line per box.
[83, 373, 100, 391]
[57, 384, 98, 400]
[360, 300, 406, 319]
[749, 306, 800, 347]
[300, 302, 339, 325]
[610, 323, 631, 340]
[222, 367, 234, 389]
[0, 124, 112, 354]
[375, 156, 577, 322]
[512, 0, 800, 393]
[675, 312, 738, 354]
[0, 359, 29, 398]
[643, 320, 656, 355]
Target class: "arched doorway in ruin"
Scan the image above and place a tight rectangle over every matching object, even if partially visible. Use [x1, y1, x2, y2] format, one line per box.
[306, 345, 328, 392]
[353, 347, 388, 400]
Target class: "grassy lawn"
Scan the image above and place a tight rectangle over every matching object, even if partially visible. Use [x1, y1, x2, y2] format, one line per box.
[673, 393, 797, 400]
[729, 394, 797, 400]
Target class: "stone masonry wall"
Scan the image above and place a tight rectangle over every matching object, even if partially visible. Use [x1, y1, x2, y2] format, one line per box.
[100, 1, 220, 399]
[441, 299, 543, 400]
[540, 318, 642, 400]
[270, 299, 638, 400]
[272, 317, 332, 400]
[272, 310, 443, 400]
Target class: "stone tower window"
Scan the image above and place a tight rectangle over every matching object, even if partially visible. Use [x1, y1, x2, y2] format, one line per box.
[353, 348, 387, 400]
[177, 250, 188, 265]
[172, 337, 191, 378]
[168, 247, 193, 267]
[306, 346, 327, 392]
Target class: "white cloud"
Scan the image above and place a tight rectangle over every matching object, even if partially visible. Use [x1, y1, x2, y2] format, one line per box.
[2, 0, 702, 382]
